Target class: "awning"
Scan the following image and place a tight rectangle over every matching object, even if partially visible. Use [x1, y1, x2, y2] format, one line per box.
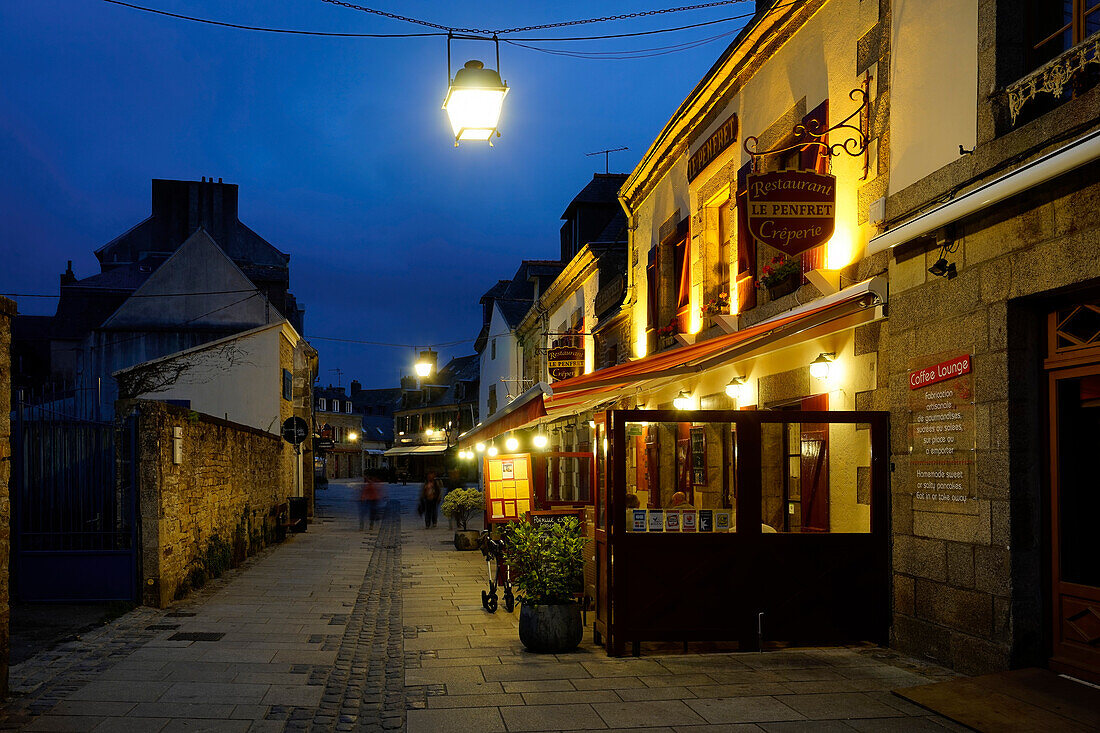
[457, 382, 549, 449]
[383, 444, 450, 457]
[550, 277, 886, 395]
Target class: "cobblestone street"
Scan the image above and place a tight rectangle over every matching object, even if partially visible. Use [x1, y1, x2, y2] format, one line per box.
[2, 481, 963, 732]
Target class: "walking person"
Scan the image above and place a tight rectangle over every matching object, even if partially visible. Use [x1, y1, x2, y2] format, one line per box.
[359, 472, 382, 530]
[419, 472, 440, 529]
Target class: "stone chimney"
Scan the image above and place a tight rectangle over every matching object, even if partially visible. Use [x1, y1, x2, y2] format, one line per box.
[60, 260, 77, 287]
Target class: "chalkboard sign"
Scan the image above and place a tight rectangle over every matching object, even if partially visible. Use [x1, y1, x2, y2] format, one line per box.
[529, 509, 583, 531]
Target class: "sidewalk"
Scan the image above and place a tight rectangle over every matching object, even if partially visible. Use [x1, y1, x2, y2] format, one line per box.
[2, 480, 963, 732]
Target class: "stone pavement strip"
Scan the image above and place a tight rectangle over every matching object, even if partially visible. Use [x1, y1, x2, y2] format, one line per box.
[3, 481, 966, 732]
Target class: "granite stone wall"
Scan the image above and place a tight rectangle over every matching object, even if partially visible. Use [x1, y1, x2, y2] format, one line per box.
[134, 401, 295, 607]
[0, 296, 15, 694]
[882, 161, 1100, 674]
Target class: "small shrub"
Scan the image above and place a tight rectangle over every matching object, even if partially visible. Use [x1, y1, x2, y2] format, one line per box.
[440, 488, 485, 531]
[501, 518, 587, 606]
[202, 535, 232, 579]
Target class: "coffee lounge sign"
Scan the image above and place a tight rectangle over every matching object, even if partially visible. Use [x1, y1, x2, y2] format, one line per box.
[746, 170, 836, 257]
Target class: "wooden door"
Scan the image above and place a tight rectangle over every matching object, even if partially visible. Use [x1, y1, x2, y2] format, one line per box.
[1048, 364, 1100, 682]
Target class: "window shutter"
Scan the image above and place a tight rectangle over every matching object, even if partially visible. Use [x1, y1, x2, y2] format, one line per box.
[646, 247, 658, 329]
[800, 101, 829, 276]
[734, 161, 757, 313]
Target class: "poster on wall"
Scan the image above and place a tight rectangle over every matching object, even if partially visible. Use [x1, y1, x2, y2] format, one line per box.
[907, 353, 976, 514]
[746, 170, 836, 256]
[485, 454, 533, 522]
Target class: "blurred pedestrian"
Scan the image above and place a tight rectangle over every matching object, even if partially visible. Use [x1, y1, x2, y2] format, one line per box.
[359, 472, 383, 530]
[420, 472, 440, 529]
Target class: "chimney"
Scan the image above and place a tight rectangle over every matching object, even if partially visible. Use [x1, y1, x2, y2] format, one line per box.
[350, 380, 362, 395]
[60, 260, 77, 287]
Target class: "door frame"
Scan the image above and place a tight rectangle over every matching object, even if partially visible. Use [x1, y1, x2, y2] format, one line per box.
[1046, 360, 1100, 683]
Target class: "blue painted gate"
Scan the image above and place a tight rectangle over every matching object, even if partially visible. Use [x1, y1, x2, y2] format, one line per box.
[11, 389, 138, 602]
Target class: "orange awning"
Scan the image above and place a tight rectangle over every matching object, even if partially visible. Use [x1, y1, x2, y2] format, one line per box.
[457, 384, 548, 449]
[550, 281, 882, 395]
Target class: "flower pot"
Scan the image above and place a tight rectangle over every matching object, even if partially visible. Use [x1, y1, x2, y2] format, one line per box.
[453, 529, 480, 551]
[766, 274, 799, 299]
[518, 602, 583, 653]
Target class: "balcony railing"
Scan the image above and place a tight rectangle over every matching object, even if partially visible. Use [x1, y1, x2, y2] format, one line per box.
[1006, 32, 1100, 125]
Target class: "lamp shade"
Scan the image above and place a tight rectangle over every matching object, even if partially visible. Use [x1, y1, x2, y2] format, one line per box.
[809, 352, 834, 380]
[673, 391, 692, 410]
[443, 60, 508, 143]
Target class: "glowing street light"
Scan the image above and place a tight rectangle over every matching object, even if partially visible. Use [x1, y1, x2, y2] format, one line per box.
[348, 431, 359, 442]
[414, 348, 436, 378]
[443, 35, 508, 146]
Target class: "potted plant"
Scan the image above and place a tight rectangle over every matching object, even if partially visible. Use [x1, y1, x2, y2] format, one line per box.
[656, 318, 680, 349]
[758, 254, 801, 299]
[441, 487, 484, 550]
[502, 517, 588, 653]
[700, 291, 730, 328]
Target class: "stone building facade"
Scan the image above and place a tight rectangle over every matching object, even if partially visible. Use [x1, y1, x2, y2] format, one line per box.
[134, 401, 295, 607]
[871, 1, 1100, 680]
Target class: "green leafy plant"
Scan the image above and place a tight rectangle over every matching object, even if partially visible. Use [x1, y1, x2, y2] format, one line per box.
[201, 535, 232, 579]
[502, 518, 588, 606]
[441, 488, 484, 530]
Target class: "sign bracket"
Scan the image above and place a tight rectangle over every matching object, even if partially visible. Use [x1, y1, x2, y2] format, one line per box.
[743, 88, 869, 164]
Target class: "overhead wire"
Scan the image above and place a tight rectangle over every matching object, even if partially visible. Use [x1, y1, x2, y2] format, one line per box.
[316, 0, 756, 35]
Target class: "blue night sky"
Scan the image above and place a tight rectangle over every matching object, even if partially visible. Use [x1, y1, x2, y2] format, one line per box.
[0, 0, 756, 388]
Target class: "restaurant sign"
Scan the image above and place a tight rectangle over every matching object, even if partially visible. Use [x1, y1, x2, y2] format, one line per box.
[746, 170, 836, 256]
[547, 345, 585, 382]
[688, 114, 738, 182]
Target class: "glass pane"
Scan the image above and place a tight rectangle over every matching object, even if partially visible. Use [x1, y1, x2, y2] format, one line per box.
[623, 420, 737, 533]
[1056, 374, 1100, 587]
[760, 420, 873, 534]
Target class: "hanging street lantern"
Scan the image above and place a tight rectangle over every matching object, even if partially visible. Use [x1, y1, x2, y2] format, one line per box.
[443, 35, 508, 146]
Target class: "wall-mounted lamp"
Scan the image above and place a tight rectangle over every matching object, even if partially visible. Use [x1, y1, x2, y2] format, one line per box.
[928, 257, 957, 280]
[809, 353, 835, 380]
[673, 391, 693, 410]
[725, 376, 748, 400]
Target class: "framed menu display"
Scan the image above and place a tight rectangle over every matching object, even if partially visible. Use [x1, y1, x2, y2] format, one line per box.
[484, 454, 533, 522]
[690, 427, 707, 485]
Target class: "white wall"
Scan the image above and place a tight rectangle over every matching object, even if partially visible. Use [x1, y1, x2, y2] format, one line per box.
[135, 326, 284, 434]
[889, 0, 978, 194]
[479, 305, 520, 422]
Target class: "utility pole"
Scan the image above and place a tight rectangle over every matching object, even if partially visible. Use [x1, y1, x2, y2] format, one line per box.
[586, 146, 629, 174]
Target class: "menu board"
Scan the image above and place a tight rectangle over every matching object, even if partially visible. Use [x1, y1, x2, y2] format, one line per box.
[485, 454, 533, 522]
[908, 353, 976, 513]
[690, 427, 707, 485]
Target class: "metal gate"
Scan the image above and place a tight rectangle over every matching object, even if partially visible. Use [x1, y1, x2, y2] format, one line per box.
[11, 388, 138, 602]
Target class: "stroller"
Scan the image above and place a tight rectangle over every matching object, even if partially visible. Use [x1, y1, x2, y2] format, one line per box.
[479, 530, 514, 613]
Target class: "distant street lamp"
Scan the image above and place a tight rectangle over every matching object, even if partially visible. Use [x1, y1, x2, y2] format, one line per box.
[414, 348, 437, 378]
[348, 431, 359, 442]
[443, 36, 508, 146]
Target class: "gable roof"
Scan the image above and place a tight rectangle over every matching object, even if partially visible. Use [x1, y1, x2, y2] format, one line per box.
[561, 173, 628, 218]
[100, 229, 273, 330]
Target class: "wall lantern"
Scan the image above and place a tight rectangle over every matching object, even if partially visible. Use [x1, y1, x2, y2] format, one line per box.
[487, 444, 499, 457]
[673, 391, 693, 410]
[928, 257, 957, 280]
[725, 376, 748, 400]
[505, 435, 519, 452]
[443, 35, 508, 146]
[532, 433, 548, 449]
[348, 431, 359, 442]
[809, 352, 835, 380]
[414, 348, 437, 377]
[475, 442, 486, 453]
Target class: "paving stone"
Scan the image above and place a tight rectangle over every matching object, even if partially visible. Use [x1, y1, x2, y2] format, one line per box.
[776, 692, 906, 720]
[406, 707, 505, 733]
[593, 699, 708, 728]
[499, 703, 607, 731]
[684, 696, 805, 724]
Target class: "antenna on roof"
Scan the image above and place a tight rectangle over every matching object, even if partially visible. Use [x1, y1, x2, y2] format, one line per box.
[586, 147, 629, 174]
[329, 367, 344, 387]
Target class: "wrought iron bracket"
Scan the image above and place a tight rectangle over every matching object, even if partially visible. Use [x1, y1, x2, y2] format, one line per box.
[743, 88, 870, 164]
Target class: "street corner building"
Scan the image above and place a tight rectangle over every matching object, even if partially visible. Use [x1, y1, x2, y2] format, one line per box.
[456, 0, 1100, 682]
